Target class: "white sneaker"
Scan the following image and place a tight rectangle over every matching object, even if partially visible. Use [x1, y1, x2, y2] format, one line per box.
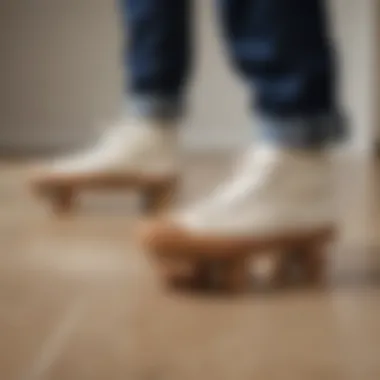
[35, 118, 179, 180]
[172, 145, 334, 237]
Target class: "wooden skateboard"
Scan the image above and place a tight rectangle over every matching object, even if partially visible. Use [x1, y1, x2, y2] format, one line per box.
[140, 221, 336, 293]
[30, 173, 178, 215]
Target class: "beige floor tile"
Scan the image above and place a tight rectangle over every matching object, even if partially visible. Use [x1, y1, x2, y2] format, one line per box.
[0, 155, 378, 380]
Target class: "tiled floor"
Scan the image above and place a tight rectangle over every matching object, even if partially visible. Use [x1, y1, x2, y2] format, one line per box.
[0, 154, 378, 380]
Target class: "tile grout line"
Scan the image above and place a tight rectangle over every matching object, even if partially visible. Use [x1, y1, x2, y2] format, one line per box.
[18, 295, 91, 380]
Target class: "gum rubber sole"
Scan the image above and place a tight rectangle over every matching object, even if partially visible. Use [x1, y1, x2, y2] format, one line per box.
[30, 172, 178, 215]
[140, 221, 336, 293]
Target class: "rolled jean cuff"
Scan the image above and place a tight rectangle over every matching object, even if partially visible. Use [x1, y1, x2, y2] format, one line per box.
[254, 111, 348, 149]
[128, 94, 184, 121]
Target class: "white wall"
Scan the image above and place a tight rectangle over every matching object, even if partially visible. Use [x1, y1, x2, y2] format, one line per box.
[330, 0, 376, 154]
[0, 0, 376, 154]
[0, 0, 122, 153]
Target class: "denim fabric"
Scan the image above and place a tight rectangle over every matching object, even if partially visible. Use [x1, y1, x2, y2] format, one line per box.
[121, 0, 192, 105]
[254, 112, 347, 148]
[120, 0, 346, 145]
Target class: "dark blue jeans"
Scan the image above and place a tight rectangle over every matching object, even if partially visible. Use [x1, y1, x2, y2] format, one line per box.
[120, 0, 346, 147]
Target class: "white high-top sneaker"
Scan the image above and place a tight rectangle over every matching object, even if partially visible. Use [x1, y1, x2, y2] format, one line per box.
[176, 145, 333, 236]
[140, 145, 337, 291]
[142, 144, 335, 252]
[33, 117, 179, 181]
[30, 118, 180, 213]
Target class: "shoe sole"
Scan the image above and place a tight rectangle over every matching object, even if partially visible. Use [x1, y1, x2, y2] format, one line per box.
[139, 220, 337, 293]
[29, 172, 178, 215]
